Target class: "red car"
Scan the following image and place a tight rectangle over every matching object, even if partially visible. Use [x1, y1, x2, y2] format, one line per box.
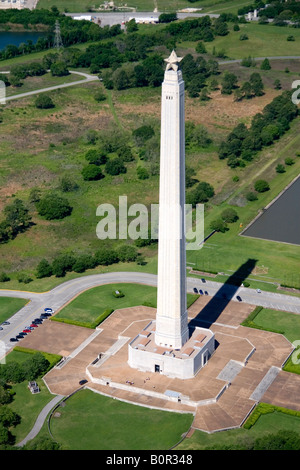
[30, 324, 38, 328]
[23, 329, 31, 333]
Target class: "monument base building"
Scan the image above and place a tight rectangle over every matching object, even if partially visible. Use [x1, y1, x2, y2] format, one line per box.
[128, 321, 215, 380]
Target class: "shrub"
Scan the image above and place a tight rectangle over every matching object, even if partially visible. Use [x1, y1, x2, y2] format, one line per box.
[72, 254, 96, 273]
[36, 193, 72, 220]
[276, 164, 285, 173]
[112, 289, 124, 298]
[239, 34, 248, 40]
[36, 259, 52, 278]
[59, 176, 79, 192]
[94, 247, 118, 266]
[117, 245, 138, 262]
[285, 157, 295, 165]
[81, 164, 104, 181]
[85, 148, 107, 166]
[0, 272, 10, 282]
[254, 179, 270, 193]
[94, 90, 106, 102]
[246, 191, 258, 201]
[17, 274, 33, 284]
[105, 157, 126, 176]
[51, 253, 76, 277]
[50, 61, 69, 77]
[35, 94, 55, 109]
[137, 166, 149, 180]
[132, 125, 155, 147]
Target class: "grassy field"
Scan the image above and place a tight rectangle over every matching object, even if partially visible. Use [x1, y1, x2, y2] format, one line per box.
[55, 282, 197, 322]
[203, 23, 300, 59]
[252, 307, 300, 343]
[0, 297, 28, 323]
[178, 409, 300, 449]
[49, 388, 193, 450]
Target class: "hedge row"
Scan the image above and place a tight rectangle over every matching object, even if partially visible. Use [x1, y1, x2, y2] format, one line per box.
[244, 402, 300, 429]
[13, 346, 62, 371]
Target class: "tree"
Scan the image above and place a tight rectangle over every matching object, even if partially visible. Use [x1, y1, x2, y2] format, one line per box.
[35, 94, 55, 109]
[59, 175, 79, 192]
[132, 125, 155, 147]
[126, 18, 138, 32]
[36, 259, 53, 278]
[285, 157, 295, 165]
[276, 163, 285, 173]
[50, 61, 69, 76]
[36, 193, 72, 220]
[254, 179, 270, 193]
[94, 247, 118, 265]
[274, 79, 281, 90]
[221, 71, 238, 94]
[260, 58, 271, 70]
[210, 218, 227, 233]
[249, 72, 264, 96]
[52, 253, 76, 277]
[221, 208, 239, 223]
[73, 254, 96, 273]
[195, 41, 207, 53]
[85, 148, 107, 166]
[117, 245, 138, 262]
[81, 165, 104, 181]
[105, 157, 126, 176]
[246, 191, 258, 201]
[4, 199, 31, 237]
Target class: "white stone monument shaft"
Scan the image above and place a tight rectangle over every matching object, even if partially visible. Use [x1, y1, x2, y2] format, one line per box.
[155, 51, 189, 350]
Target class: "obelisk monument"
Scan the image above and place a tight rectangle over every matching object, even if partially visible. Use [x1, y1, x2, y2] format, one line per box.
[155, 51, 189, 350]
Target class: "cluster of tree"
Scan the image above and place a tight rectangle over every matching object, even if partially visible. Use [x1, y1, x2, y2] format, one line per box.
[165, 15, 230, 42]
[233, 72, 264, 101]
[34, 192, 72, 220]
[218, 90, 299, 167]
[36, 244, 140, 278]
[0, 62, 47, 88]
[102, 53, 164, 91]
[210, 207, 239, 233]
[0, 353, 50, 385]
[0, 352, 50, 446]
[186, 181, 215, 206]
[0, 199, 32, 244]
[0, 8, 122, 61]
[180, 53, 219, 98]
[133, 124, 160, 176]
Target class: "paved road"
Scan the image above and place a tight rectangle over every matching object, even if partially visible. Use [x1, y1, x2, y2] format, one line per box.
[1, 271, 300, 358]
[3, 71, 99, 103]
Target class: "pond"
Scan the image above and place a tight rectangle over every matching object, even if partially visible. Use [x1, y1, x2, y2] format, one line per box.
[242, 175, 300, 245]
[0, 31, 46, 51]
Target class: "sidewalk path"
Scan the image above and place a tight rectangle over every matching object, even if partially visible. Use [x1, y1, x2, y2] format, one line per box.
[16, 394, 64, 448]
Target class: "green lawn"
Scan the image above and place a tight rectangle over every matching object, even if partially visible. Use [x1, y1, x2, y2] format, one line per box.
[253, 308, 300, 343]
[50, 388, 193, 450]
[0, 297, 28, 323]
[178, 409, 300, 449]
[55, 282, 197, 323]
[204, 23, 300, 59]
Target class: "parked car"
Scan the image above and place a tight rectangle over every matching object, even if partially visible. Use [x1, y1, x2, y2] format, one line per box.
[23, 329, 31, 333]
[16, 334, 24, 340]
[10, 338, 18, 342]
[201, 278, 206, 283]
[256, 289, 261, 293]
[1, 321, 10, 326]
[0, 326, 3, 331]
[44, 308, 53, 313]
[79, 379, 88, 386]
[236, 295, 242, 302]
[33, 319, 43, 324]
[199, 289, 203, 295]
[193, 287, 198, 293]
[30, 324, 38, 328]
[204, 291, 208, 295]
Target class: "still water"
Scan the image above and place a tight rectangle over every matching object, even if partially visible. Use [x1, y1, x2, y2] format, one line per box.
[0, 31, 45, 50]
[242, 175, 300, 245]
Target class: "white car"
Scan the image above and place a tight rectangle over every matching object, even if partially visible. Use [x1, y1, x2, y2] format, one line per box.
[256, 289, 261, 293]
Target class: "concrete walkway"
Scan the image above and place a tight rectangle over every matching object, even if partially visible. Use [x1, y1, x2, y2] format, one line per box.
[16, 394, 64, 447]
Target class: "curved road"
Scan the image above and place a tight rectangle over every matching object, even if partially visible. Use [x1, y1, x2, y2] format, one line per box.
[1, 271, 300, 357]
[2, 70, 99, 103]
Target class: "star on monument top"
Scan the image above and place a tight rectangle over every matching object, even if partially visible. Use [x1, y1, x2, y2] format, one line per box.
[164, 50, 183, 72]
